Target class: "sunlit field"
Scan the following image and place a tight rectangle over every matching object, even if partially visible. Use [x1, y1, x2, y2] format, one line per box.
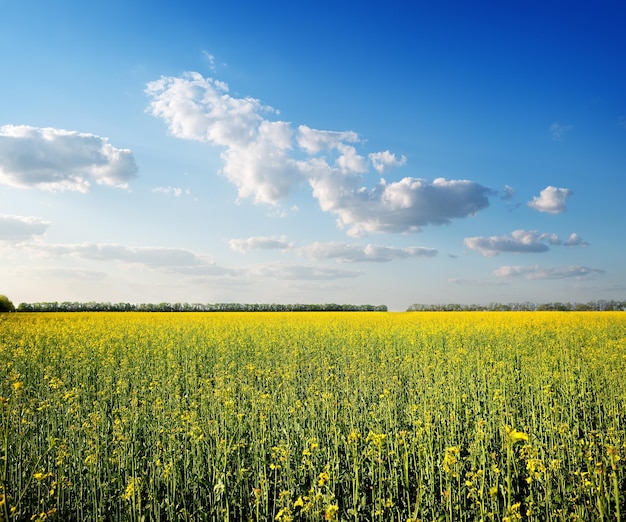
[1, 312, 624, 521]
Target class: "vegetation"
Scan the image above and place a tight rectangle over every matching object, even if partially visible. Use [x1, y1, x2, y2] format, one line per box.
[407, 299, 626, 311]
[14, 299, 626, 313]
[0, 295, 15, 313]
[15, 301, 388, 312]
[1, 311, 624, 520]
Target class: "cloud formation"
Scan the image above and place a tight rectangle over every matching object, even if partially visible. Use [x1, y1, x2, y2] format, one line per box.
[311, 176, 491, 236]
[19, 240, 361, 282]
[0, 125, 137, 192]
[0, 214, 50, 241]
[146, 72, 492, 235]
[33, 242, 216, 272]
[464, 229, 586, 256]
[493, 265, 605, 280]
[250, 263, 360, 281]
[229, 236, 292, 253]
[152, 186, 190, 197]
[550, 123, 573, 140]
[528, 186, 572, 214]
[299, 241, 437, 262]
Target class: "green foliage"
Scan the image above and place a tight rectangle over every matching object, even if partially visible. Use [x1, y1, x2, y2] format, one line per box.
[0, 294, 15, 312]
[1, 312, 625, 520]
[15, 301, 388, 312]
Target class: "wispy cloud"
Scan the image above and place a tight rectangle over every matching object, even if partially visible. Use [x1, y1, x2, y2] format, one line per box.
[0, 214, 50, 242]
[250, 263, 361, 281]
[464, 229, 586, 256]
[299, 241, 437, 262]
[145, 71, 493, 235]
[229, 236, 293, 253]
[30, 242, 216, 271]
[17, 240, 362, 283]
[528, 186, 573, 214]
[500, 185, 515, 200]
[152, 186, 191, 197]
[550, 122, 573, 141]
[0, 125, 137, 192]
[493, 265, 604, 280]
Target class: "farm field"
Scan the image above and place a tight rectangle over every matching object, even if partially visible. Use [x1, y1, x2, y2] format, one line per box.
[1, 312, 624, 521]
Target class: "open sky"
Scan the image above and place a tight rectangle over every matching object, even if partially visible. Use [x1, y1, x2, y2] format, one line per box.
[1, 1, 624, 311]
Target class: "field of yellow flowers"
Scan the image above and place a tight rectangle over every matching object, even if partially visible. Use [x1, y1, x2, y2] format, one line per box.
[1, 311, 624, 521]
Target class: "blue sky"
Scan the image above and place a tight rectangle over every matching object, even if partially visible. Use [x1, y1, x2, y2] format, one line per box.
[1, 1, 624, 310]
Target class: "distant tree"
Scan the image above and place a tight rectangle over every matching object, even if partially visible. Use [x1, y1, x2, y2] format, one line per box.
[0, 294, 15, 312]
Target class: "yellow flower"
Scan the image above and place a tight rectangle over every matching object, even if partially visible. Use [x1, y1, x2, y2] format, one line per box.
[505, 425, 529, 444]
[294, 496, 304, 508]
[324, 504, 339, 520]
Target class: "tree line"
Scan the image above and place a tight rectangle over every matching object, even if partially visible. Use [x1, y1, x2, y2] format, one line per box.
[406, 300, 626, 311]
[13, 301, 388, 312]
[3, 295, 625, 313]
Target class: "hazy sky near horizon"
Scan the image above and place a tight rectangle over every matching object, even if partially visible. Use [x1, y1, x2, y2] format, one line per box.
[1, 1, 624, 311]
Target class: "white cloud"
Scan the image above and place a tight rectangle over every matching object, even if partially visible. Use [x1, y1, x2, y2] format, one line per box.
[448, 277, 507, 286]
[0, 125, 137, 192]
[250, 263, 361, 281]
[0, 214, 50, 241]
[146, 74, 301, 205]
[528, 186, 573, 214]
[31, 242, 216, 272]
[229, 236, 292, 253]
[146, 71, 493, 231]
[202, 51, 217, 71]
[465, 229, 587, 256]
[299, 241, 437, 262]
[493, 265, 605, 280]
[308, 175, 492, 236]
[501, 185, 515, 200]
[465, 230, 550, 256]
[20, 240, 361, 283]
[221, 120, 302, 204]
[550, 123, 573, 140]
[146, 72, 269, 146]
[296, 125, 359, 154]
[152, 186, 190, 197]
[368, 150, 407, 173]
[563, 233, 588, 247]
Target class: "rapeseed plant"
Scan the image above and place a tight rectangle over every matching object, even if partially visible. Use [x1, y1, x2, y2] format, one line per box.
[0, 311, 623, 520]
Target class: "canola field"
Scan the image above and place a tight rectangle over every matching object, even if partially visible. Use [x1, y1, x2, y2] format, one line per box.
[1, 311, 625, 521]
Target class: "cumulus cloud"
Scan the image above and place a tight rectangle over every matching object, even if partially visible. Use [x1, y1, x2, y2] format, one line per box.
[308, 175, 492, 236]
[229, 236, 292, 253]
[0, 125, 137, 192]
[563, 232, 588, 247]
[297, 125, 359, 154]
[493, 265, 605, 280]
[465, 229, 587, 256]
[146, 71, 492, 233]
[146, 72, 300, 204]
[368, 150, 407, 173]
[528, 186, 573, 214]
[299, 241, 437, 262]
[0, 214, 50, 241]
[465, 230, 549, 256]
